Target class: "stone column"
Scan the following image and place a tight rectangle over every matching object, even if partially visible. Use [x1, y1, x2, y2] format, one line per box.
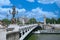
[43, 15, 46, 29]
[24, 29, 26, 33]
[27, 29, 29, 31]
[0, 28, 6, 40]
[20, 30, 23, 37]
[44, 15, 46, 25]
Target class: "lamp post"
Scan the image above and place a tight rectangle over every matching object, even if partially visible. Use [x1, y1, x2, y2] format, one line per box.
[9, 6, 18, 24]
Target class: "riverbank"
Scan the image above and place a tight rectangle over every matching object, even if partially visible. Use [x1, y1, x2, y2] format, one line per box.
[25, 33, 60, 40]
[33, 30, 60, 34]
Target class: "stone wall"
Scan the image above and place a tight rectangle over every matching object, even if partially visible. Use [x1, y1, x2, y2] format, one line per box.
[0, 29, 6, 40]
[6, 32, 19, 40]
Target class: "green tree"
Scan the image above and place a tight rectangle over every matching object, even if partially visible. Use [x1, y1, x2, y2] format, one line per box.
[46, 18, 57, 24]
[28, 18, 37, 24]
[16, 21, 22, 25]
[57, 18, 60, 24]
[46, 18, 51, 24]
[51, 18, 57, 24]
[2, 19, 11, 25]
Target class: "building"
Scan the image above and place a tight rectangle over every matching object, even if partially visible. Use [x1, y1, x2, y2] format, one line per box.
[19, 16, 29, 25]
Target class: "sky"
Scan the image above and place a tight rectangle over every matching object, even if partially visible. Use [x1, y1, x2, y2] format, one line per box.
[0, 0, 60, 22]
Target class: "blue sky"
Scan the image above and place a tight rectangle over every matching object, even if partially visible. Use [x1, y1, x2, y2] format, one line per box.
[0, 0, 60, 22]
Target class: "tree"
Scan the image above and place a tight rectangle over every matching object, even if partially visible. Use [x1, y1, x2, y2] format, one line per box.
[16, 20, 22, 25]
[46, 18, 57, 24]
[2, 19, 11, 25]
[51, 18, 57, 24]
[28, 18, 37, 24]
[57, 18, 60, 24]
[46, 18, 51, 24]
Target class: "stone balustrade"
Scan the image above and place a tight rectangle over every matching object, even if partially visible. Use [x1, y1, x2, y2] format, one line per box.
[6, 24, 38, 40]
[1, 24, 60, 40]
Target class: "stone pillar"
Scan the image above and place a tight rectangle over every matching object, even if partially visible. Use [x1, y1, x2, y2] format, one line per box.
[28, 28, 30, 31]
[43, 15, 46, 29]
[28, 27, 30, 30]
[24, 29, 26, 32]
[27, 28, 29, 31]
[44, 15, 46, 25]
[25, 29, 27, 32]
[25, 29, 28, 32]
[0, 28, 6, 40]
[23, 29, 26, 34]
[20, 31, 23, 37]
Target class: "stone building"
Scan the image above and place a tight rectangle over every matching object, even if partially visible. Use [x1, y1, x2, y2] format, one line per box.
[19, 16, 29, 25]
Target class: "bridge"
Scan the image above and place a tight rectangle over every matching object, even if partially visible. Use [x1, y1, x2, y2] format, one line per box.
[0, 24, 60, 40]
[0, 24, 38, 40]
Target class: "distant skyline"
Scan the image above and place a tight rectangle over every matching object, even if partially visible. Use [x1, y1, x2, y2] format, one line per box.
[0, 0, 60, 22]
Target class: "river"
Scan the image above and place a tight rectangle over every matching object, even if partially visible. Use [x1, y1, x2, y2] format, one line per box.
[26, 33, 60, 40]
[25, 26, 60, 40]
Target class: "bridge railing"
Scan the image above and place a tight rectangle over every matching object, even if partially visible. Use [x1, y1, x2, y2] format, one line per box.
[6, 24, 38, 40]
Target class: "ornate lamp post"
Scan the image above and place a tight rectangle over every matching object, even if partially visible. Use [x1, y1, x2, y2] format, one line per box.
[9, 6, 18, 24]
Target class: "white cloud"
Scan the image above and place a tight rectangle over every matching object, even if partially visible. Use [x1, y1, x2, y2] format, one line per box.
[0, 7, 26, 20]
[55, 0, 60, 8]
[25, 7, 58, 22]
[26, 0, 60, 8]
[26, 7, 57, 19]
[37, 0, 60, 8]
[0, 7, 58, 21]
[0, 14, 6, 19]
[26, 0, 35, 2]
[32, 7, 57, 17]
[0, 0, 12, 6]
[26, 0, 60, 6]
[38, 0, 55, 4]
[0, 7, 26, 14]
[16, 8, 26, 13]
[0, 7, 12, 19]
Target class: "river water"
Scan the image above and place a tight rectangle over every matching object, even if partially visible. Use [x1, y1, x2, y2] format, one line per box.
[26, 26, 60, 40]
[27, 33, 60, 40]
